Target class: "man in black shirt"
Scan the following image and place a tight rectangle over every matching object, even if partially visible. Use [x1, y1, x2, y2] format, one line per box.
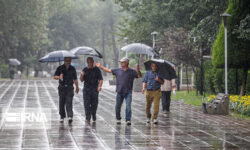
[54, 57, 79, 124]
[80, 57, 103, 123]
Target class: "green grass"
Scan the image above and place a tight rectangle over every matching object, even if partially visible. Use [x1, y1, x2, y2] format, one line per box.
[173, 91, 204, 106]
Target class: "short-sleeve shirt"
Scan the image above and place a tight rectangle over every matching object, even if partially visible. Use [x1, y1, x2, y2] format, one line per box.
[82, 66, 103, 89]
[111, 68, 138, 94]
[142, 70, 163, 90]
[54, 64, 77, 87]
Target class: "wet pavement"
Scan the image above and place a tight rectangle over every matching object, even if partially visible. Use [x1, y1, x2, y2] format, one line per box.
[0, 79, 249, 150]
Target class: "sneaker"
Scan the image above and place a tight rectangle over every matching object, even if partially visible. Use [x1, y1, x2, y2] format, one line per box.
[146, 118, 151, 123]
[163, 110, 167, 114]
[126, 121, 131, 125]
[153, 119, 158, 124]
[60, 118, 64, 123]
[68, 117, 73, 124]
[116, 120, 121, 125]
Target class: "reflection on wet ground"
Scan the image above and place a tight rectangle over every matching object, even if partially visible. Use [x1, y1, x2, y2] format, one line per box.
[0, 79, 249, 149]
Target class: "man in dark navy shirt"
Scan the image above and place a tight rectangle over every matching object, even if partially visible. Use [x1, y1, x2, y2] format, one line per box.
[80, 57, 103, 123]
[54, 57, 79, 124]
[96, 57, 142, 125]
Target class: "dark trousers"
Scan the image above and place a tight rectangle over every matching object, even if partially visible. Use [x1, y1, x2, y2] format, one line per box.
[58, 86, 74, 118]
[161, 91, 171, 112]
[83, 88, 99, 121]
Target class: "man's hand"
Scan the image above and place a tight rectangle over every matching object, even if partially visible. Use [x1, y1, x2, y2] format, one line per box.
[81, 71, 85, 76]
[142, 88, 145, 94]
[155, 76, 159, 81]
[95, 62, 101, 68]
[75, 86, 79, 94]
[59, 73, 63, 79]
[97, 86, 102, 92]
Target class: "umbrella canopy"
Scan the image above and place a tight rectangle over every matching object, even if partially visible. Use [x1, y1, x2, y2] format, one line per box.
[144, 59, 177, 80]
[39, 50, 77, 63]
[9, 58, 21, 66]
[70, 46, 103, 58]
[121, 43, 154, 56]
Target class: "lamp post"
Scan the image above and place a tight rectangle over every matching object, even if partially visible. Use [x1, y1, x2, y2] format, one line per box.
[221, 12, 231, 94]
[151, 31, 158, 59]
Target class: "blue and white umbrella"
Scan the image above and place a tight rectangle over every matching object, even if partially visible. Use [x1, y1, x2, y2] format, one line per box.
[39, 50, 77, 63]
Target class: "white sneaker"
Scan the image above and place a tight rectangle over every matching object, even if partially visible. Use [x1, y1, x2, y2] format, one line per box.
[163, 110, 167, 114]
[116, 120, 121, 124]
[153, 119, 158, 124]
[59, 118, 64, 123]
[126, 121, 131, 125]
[146, 118, 151, 123]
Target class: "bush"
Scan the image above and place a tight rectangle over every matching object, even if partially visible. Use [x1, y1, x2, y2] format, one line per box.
[0, 64, 10, 78]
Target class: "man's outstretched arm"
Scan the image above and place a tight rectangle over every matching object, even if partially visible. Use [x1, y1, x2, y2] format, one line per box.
[95, 62, 112, 73]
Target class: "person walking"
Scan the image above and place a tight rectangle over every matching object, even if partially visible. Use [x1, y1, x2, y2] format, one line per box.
[96, 57, 142, 125]
[161, 78, 176, 114]
[54, 57, 79, 124]
[80, 57, 103, 123]
[142, 63, 164, 124]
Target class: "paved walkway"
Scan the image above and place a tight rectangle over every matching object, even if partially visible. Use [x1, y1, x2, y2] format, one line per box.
[0, 79, 249, 150]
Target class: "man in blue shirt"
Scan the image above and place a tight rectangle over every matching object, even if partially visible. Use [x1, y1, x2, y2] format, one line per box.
[142, 63, 164, 124]
[96, 57, 142, 125]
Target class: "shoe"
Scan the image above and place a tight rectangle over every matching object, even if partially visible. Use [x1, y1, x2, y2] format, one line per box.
[68, 117, 73, 124]
[146, 118, 151, 123]
[116, 120, 121, 125]
[153, 119, 158, 124]
[163, 110, 167, 114]
[126, 121, 131, 125]
[60, 118, 64, 123]
[92, 120, 96, 123]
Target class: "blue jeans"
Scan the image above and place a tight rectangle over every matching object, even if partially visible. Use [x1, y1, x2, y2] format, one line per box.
[115, 93, 132, 121]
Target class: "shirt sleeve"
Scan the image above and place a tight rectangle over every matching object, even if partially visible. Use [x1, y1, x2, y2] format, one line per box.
[72, 67, 77, 80]
[142, 72, 148, 83]
[111, 68, 118, 76]
[97, 68, 103, 80]
[54, 66, 61, 76]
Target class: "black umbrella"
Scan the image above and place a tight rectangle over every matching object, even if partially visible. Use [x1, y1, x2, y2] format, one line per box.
[39, 50, 78, 63]
[144, 59, 177, 80]
[9, 58, 21, 66]
[70, 46, 103, 58]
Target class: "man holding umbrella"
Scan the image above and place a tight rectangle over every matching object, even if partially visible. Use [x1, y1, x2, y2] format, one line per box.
[54, 57, 79, 124]
[96, 57, 142, 125]
[142, 63, 164, 124]
[80, 57, 103, 123]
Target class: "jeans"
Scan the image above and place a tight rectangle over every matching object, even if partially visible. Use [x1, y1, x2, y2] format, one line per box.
[116, 93, 132, 121]
[161, 91, 171, 112]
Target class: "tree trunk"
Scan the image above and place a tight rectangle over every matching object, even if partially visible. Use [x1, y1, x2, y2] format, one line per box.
[177, 66, 180, 91]
[240, 67, 248, 96]
[186, 65, 189, 93]
[199, 48, 204, 95]
[109, 4, 119, 68]
[101, 25, 107, 76]
[235, 68, 238, 94]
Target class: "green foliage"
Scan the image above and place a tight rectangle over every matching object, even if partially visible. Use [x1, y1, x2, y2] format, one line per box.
[212, 0, 250, 68]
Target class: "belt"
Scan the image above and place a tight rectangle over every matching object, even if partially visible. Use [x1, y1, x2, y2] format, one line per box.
[147, 88, 160, 91]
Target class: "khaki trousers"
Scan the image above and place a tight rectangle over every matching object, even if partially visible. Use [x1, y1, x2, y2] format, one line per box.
[146, 89, 162, 120]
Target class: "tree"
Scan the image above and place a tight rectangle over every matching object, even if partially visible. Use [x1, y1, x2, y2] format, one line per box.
[212, 0, 250, 95]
